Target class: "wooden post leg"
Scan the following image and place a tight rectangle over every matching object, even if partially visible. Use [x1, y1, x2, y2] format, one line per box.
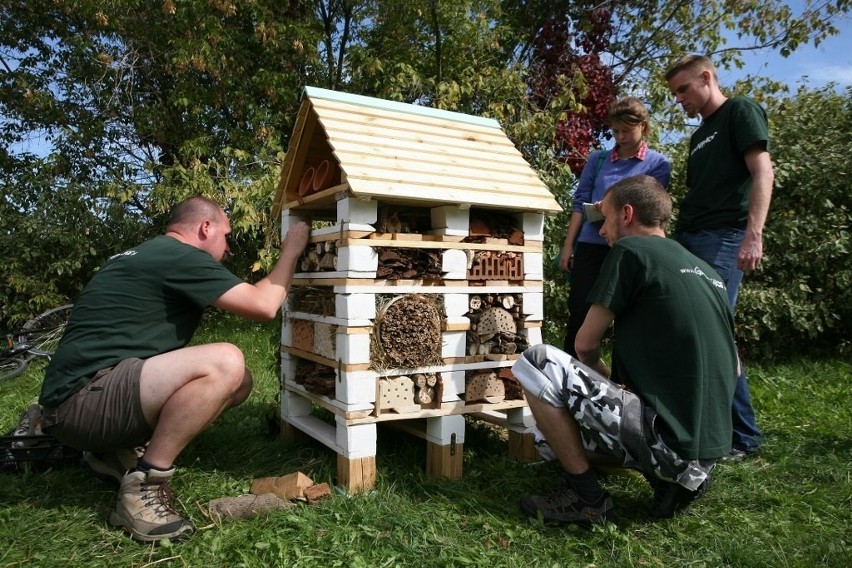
[426, 438, 464, 479]
[507, 430, 539, 463]
[424, 415, 465, 480]
[336, 419, 377, 494]
[337, 454, 377, 494]
[505, 406, 539, 462]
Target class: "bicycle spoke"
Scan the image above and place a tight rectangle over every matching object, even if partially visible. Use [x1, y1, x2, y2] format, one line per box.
[21, 304, 74, 357]
[0, 356, 27, 382]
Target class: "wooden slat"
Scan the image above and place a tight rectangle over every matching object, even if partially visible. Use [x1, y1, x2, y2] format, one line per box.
[346, 399, 528, 425]
[344, 178, 560, 212]
[310, 97, 503, 138]
[328, 138, 536, 178]
[281, 345, 371, 372]
[289, 279, 542, 291]
[341, 164, 547, 197]
[306, 86, 500, 128]
[319, 118, 520, 159]
[326, 129, 527, 171]
[329, 149, 543, 187]
[275, 102, 319, 213]
[339, 237, 536, 253]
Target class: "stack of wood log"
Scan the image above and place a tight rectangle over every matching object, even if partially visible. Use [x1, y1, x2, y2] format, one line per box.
[375, 248, 443, 280]
[411, 372, 440, 405]
[466, 293, 528, 357]
[289, 286, 336, 316]
[295, 361, 335, 396]
[464, 211, 524, 245]
[298, 241, 338, 272]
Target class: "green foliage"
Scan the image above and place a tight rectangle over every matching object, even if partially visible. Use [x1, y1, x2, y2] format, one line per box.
[735, 85, 852, 357]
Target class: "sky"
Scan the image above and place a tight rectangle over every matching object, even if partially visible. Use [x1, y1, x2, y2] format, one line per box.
[717, 8, 852, 90]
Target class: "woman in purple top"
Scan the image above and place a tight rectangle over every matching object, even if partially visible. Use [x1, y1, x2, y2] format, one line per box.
[558, 97, 672, 356]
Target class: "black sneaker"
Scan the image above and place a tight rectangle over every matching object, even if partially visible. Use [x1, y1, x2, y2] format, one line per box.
[520, 482, 613, 525]
[651, 476, 713, 519]
[721, 448, 757, 462]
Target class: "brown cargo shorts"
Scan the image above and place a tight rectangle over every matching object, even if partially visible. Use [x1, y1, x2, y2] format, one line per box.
[43, 358, 153, 453]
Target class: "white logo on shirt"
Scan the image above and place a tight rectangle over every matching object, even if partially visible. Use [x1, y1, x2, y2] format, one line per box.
[680, 266, 725, 290]
[691, 131, 718, 156]
[109, 249, 138, 260]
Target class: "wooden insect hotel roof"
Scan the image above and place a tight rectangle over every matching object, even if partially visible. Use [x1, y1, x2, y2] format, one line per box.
[272, 87, 562, 218]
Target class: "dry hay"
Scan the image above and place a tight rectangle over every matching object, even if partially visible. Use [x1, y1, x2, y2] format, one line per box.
[373, 294, 443, 369]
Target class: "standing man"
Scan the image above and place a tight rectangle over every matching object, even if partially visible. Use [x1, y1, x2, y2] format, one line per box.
[516, 176, 737, 525]
[665, 54, 774, 459]
[39, 196, 310, 542]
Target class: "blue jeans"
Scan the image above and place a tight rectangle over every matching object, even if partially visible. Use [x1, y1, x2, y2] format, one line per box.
[675, 228, 763, 452]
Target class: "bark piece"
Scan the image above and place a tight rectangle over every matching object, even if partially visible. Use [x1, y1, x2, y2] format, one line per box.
[208, 493, 292, 521]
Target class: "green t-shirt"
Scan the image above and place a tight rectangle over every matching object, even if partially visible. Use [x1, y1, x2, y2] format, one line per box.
[677, 96, 770, 232]
[588, 236, 738, 459]
[40, 235, 244, 407]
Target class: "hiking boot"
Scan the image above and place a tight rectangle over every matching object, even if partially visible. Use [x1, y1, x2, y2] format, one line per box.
[109, 468, 194, 542]
[83, 447, 145, 484]
[520, 482, 613, 525]
[651, 476, 713, 519]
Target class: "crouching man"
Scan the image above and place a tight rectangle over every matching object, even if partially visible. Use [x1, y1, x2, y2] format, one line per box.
[514, 175, 738, 524]
[39, 196, 310, 542]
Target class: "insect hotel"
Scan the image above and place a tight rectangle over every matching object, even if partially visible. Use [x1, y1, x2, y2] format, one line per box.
[272, 87, 562, 493]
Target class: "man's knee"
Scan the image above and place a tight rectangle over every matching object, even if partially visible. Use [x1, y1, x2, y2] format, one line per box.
[209, 343, 247, 382]
[232, 367, 253, 406]
[513, 344, 570, 408]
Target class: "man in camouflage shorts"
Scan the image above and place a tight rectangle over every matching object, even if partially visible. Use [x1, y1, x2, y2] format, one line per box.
[515, 175, 738, 525]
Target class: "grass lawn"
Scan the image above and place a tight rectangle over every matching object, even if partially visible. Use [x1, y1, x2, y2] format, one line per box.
[1, 314, 849, 567]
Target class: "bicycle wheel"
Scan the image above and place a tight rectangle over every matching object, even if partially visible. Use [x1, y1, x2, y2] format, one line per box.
[20, 304, 74, 357]
[0, 356, 28, 382]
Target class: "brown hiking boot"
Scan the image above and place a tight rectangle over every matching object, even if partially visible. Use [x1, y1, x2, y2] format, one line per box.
[109, 468, 194, 542]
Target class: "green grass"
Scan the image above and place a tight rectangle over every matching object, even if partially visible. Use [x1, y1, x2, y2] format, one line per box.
[2, 314, 850, 567]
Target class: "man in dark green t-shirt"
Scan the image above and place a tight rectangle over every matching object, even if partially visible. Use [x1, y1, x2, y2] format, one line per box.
[514, 175, 737, 525]
[665, 54, 774, 459]
[39, 196, 309, 542]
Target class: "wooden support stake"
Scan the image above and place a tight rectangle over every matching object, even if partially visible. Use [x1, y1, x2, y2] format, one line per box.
[280, 420, 307, 444]
[426, 437, 463, 480]
[507, 430, 540, 463]
[337, 454, 377, 494]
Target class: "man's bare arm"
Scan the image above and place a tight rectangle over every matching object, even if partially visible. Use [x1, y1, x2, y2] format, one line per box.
[213, 221, 310, 321]
[574, 303, 615, 377]
[739, 145, 774, 271]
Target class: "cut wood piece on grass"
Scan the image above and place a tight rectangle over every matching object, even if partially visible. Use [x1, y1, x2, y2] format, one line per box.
[250, 471, 314, 500]
[208, 493, 292, 521]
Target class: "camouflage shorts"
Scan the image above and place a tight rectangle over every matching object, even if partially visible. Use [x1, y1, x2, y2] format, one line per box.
[512, 344, 714, 491]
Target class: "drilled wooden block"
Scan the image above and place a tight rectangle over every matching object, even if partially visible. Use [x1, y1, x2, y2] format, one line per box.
[379, 376, 416, 409]
[464, 371, 505, 402]
[291, 320, 314, 352]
